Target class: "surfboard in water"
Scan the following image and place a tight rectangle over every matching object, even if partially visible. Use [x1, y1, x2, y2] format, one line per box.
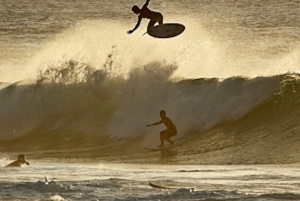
[149, 183, 174, 189]
[144, 144, 177, 151]
[147, 23, 185, 39]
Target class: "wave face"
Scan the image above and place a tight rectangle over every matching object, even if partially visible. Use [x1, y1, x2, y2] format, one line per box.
[0, 56, 292, 163]
[152, 74, 300, 165]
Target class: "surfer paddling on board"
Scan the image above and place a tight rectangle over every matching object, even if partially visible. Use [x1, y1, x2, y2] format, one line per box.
[5, 154, 30, 168]
[146, 110, 177, 147]
[127, 0, 163, 34]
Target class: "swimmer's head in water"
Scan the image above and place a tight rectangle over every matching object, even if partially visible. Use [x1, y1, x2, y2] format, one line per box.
[18, 154, 26, 162]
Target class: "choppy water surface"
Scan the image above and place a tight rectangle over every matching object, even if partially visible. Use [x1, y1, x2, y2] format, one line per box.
[1, 161, 300, 201]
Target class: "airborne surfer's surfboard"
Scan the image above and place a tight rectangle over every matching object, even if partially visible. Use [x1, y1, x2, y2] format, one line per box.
[147, 23, 185, 39]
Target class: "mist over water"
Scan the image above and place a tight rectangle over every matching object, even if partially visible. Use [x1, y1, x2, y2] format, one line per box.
[0, 0, 299, 82]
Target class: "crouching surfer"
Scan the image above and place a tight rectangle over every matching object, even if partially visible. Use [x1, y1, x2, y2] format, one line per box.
[146, 110, 177, 147]
[5, 154, 30, 167]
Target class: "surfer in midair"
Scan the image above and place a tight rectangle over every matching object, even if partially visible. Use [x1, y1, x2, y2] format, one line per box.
[146, 110, 177, 147]
[127, 0, 163, 34]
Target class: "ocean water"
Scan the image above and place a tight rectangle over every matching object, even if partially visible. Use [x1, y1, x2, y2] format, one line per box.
[1, 0, 300, 200]
[1, 161, 300, 201]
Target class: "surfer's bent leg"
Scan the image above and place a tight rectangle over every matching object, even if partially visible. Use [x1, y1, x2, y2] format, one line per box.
[147, 20, 157, 31]
[159, 130, 168, 146]
[157, 13, 163, 25]
[160, 130, 175, 146]
[165, 130, 175, 145]
[147, 12, 163, 31]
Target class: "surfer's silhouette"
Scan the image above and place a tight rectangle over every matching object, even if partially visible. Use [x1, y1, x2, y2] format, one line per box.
[146, 110, 177, 147]
[127, 0, 163, 34]
[5, 154, 30, 167]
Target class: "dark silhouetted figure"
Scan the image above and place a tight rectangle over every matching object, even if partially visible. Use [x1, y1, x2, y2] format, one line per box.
[147, 110, 177, 147]
[5, 154, 30, 167]
[128, 0, 163, 34]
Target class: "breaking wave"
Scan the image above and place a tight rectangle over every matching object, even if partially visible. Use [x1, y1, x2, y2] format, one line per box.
[2, 53, 298, 165]
[0, 19, 299, 164]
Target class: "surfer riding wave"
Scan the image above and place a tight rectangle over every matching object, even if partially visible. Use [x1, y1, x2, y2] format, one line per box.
[147, 110, 177, 147]
[127, 0, 163, 34]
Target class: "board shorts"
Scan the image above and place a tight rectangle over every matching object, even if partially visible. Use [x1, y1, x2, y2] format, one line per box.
[147, 12, 163, 29]
[161, 129, 177, 139]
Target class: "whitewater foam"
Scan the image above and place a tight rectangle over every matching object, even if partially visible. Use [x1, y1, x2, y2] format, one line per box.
[0, 59, 282, 143]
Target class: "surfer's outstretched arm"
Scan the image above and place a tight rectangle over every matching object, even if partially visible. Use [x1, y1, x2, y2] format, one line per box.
[146, 120, 162, 127]
[128, 17, 142, 34]
[143, 0, 150, 7]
